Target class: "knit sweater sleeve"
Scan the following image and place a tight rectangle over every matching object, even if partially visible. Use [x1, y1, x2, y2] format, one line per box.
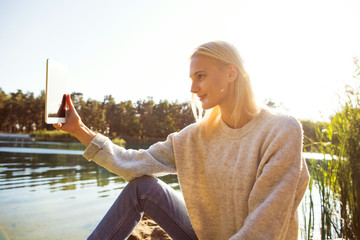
[82, 133, 177, 182]
[230, 116, 309, 240]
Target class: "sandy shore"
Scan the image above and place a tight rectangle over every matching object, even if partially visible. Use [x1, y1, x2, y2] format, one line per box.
[128, 215, 172, 240]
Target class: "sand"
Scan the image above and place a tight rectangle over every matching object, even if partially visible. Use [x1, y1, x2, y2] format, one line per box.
[128, 215, 172, 240]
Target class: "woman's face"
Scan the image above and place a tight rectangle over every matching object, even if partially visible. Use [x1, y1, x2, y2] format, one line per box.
[189, 55, 236, 110]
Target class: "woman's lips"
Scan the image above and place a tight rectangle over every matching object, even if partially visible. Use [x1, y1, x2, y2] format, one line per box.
[198, 94, 207, 102]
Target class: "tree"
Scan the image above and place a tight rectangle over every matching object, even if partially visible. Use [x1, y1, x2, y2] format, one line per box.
[116, 100, 140, 137]
[80, 99, 105, 133]
[103, 95, 117, 137]
[171, 101, 194, 132]
[0, 88, 9, 131]
[143, 100, 175, 138]
[136, 97, 155, 139]
[0, 88, 194, 139]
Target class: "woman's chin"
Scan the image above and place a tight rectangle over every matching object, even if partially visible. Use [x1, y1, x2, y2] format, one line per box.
[201, 101, 215, 110]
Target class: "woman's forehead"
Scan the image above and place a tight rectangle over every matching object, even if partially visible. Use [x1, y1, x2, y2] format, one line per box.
[189, 55, 218, 76]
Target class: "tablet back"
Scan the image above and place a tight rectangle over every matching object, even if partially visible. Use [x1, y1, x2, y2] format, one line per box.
[45, 59, 68, 124]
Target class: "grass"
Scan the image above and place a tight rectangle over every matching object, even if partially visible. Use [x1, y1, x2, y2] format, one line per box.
[30, 130, 126, 147]
[30, 130, 78, 141]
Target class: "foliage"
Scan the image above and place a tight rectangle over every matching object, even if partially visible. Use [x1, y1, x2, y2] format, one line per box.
[301, 173, 315, 240]
[0, 89, 194, 142]
[328, 64, 360, 239]
[303, 61, 360, 239]
[30, 130, 77, 141]
[111, 137, 126, 147]
[301, 120, 327, 152]
[306, 158, 342, 239]
[0, 89, 50, 132]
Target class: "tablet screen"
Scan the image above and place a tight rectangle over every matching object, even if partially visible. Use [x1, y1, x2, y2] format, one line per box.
[45, 59, 68, 124]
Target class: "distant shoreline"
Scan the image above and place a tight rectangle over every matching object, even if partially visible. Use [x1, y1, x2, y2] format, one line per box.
[0, 133, 330, 161]
[0, 132, 74, 142]
[0, 133, 33, 139]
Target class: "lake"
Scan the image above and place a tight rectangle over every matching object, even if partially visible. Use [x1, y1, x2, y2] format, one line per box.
[0, 135, 178, 240]
[0, 134, 332, 240]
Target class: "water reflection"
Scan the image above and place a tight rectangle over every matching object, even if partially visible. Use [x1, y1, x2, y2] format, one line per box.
[0, 139, 179, 240]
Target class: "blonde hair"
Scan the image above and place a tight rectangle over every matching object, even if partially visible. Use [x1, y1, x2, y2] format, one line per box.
[190, 41, 259, 135]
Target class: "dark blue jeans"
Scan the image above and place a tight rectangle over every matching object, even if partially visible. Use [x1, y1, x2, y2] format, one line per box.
[88, 176, 198, 240]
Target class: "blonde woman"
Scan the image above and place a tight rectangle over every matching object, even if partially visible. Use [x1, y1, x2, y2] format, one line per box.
[55, 41, 310, 240]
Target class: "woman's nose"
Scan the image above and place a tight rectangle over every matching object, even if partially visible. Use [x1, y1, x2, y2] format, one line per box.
[190, 81, 199, 93]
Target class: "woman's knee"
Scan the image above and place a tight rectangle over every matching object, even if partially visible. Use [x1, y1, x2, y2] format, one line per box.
[128, 175, 157, 187]
[123, 175, 159, 197]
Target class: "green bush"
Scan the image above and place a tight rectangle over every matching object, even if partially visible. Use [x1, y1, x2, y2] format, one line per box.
[111, 137, 126, 147]
[30, 130, 77, 141]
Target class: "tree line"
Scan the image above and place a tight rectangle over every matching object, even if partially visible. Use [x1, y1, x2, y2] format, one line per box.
[0, 88, 194, 140]
[0, 88, 327, 145]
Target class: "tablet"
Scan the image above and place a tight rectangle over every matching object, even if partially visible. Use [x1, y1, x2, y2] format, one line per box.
[45, 58, 68, 124]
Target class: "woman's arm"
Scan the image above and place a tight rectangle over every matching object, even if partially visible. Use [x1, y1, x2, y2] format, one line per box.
[231, 118, 310, 240]
[55, 94, 177, 181]
[83, 133, 177, 181]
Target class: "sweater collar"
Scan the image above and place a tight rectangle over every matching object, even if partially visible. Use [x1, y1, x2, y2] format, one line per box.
[218, 108, 267, 139]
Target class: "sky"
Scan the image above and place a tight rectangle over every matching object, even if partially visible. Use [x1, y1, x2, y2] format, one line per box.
[1, 0, 360, 121]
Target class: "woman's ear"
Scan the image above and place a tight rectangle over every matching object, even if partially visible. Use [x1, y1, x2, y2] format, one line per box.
[228, 64, 238, 82]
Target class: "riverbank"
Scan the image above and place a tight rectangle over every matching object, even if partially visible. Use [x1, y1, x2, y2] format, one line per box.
[0, 132, 34, 140]
[0, 131, 162, 149]
[0, 131, 77, 142]
[30, 130, 78, 141]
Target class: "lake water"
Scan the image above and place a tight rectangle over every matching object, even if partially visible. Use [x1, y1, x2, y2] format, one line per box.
[0, 136, 178, 240]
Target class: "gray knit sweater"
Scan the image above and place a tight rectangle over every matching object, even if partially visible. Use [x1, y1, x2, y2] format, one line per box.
[83, 109, 310, 240]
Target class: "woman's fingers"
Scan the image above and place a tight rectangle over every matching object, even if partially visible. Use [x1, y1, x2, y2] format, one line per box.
[66, 94, 76, 112]
[56, 94, 67, 117]
[52, 94, 86, 135]
[65, 94, 80, 120]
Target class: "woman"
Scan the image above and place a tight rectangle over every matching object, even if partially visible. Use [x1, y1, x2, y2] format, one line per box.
[55, 41, 310, 240]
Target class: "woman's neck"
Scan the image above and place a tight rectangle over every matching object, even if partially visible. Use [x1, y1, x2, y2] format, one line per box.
[220, 107, 253, 129]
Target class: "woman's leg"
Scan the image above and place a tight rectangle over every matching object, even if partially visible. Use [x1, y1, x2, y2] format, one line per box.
[88, 175, 198, 240]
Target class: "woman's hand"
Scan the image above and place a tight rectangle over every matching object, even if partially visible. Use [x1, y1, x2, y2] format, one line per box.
[54, 94, 96, 147]
[53, 94, 82, 134]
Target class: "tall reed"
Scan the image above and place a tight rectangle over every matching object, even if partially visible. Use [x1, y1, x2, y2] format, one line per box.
[301, 174, 314, 240]
[327, 68, 360, 239]
[302, 61, 360, 239]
